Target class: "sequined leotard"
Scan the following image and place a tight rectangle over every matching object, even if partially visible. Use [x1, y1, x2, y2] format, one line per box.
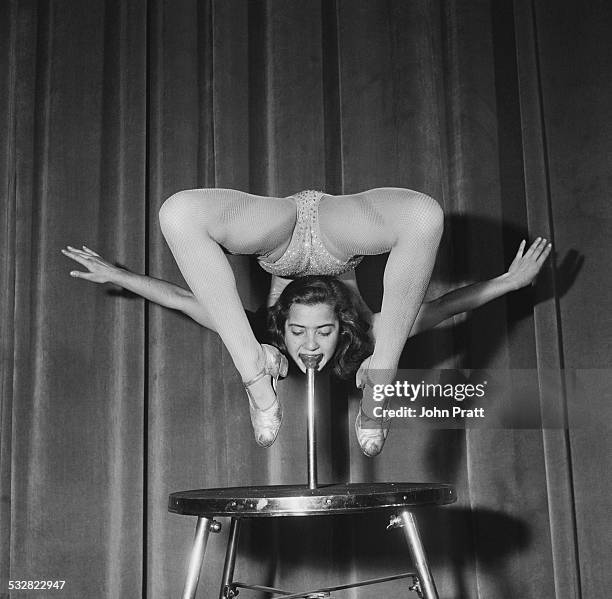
[257, 190, 363, 278]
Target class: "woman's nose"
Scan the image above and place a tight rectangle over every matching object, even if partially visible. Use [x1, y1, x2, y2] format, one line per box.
[304, 334, 319, 351]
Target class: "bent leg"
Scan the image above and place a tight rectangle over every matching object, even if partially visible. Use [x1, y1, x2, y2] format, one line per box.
[159, 188, 295, 383]
[320, 188, 443, 409]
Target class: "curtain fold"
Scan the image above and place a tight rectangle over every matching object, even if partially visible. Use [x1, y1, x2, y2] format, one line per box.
[530, 2, 612, 598]
[1, 1, 147, 597]
[1, 1, 610, 598]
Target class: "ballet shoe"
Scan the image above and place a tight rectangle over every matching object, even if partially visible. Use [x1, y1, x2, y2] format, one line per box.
[354, 372, 391, 458]
[243, 344, 288, 447]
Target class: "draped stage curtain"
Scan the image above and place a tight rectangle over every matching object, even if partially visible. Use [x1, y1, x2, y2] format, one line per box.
[1, 1, 610, 598]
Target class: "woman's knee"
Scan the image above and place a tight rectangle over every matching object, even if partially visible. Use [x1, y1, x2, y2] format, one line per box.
[416, 192, 443, 231]
[159, 189, 215, 237]
[391, 188, 443, 230]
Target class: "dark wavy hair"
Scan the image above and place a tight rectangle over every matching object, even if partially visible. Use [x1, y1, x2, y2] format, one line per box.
[268, 275, 374, 379]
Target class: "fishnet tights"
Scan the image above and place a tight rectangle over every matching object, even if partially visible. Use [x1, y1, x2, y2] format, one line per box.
[159, 187, 443, 387]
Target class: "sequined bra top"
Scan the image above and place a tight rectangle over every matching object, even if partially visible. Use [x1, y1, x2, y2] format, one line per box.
[257, 190, 363, 278]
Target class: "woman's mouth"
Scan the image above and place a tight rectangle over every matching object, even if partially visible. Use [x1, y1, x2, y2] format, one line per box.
[298, 353, 324, 370]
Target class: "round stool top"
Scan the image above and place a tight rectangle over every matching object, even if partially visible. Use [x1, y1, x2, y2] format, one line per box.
[169, 482, 455, 518]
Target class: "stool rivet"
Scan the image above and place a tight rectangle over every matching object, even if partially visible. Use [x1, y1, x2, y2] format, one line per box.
[387, 514, 403, 530]
[209, 520, 222, 533]
[325, 498, 332, 504]
[409, 576, 423, 598]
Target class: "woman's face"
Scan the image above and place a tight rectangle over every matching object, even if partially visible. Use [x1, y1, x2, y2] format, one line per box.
[283, 302, 340, 373]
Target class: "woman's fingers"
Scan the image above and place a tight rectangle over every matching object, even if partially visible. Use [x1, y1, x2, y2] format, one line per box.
[61, 245, 109, 275]
[533, 238, 547, 258]
[536, 242, 552, 263]
[524, 237, 543, 258]
[530, 238, 550, 262]
[65, 245, 93, 258]
[69, 270, 92, 280]
[508, 240, 526, 270]
[61, 248, 92, 268]
[63, 246, 89, 260]
[507, 236, 552, 287]
[525, 237, 551, 262]
[82, 245, 101, 257]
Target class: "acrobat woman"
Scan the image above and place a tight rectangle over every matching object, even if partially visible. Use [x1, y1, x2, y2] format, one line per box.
[63, 187, 551, 456]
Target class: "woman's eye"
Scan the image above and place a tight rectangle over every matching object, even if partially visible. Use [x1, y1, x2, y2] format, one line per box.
[290, 329, 304, 336]
[318, 329, 332, 337]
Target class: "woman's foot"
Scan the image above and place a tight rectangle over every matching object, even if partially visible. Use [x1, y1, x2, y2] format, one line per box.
[243, 344, 288, 447]
[354, 407, 391, 457]
[354, 369, 391, 457]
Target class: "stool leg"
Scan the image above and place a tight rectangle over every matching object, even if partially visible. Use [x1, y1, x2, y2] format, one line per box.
[399, 511, 439, 599]
[182, 517, 212, 599]
[218, 518, 241, 599]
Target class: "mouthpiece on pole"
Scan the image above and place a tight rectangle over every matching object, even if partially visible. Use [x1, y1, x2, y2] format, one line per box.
[300, 354, 323, 370]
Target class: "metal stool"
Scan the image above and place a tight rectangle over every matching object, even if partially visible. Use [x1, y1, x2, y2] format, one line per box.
[169, 355, 456, 599]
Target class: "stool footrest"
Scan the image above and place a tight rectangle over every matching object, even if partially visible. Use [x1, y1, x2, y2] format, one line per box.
[230, 571, 419, 599]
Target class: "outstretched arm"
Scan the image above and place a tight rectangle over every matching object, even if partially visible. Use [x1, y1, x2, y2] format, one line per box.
[405, 237, 552, 336]
[61, 245, 214, 329]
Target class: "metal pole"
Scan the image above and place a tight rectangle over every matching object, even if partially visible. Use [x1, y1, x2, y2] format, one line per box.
[218, 518, 241, 599]
[399, 511, 439, 599]
[300, 354, 322, 490]
[182, 517, 212, 599]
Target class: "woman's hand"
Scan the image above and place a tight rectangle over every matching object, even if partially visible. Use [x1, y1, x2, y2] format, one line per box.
[505, 237, 552, 290]
[61, 245, 121, 283]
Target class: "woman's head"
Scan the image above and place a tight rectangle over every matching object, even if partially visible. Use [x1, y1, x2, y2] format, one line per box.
[268, 276, 373, 378]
